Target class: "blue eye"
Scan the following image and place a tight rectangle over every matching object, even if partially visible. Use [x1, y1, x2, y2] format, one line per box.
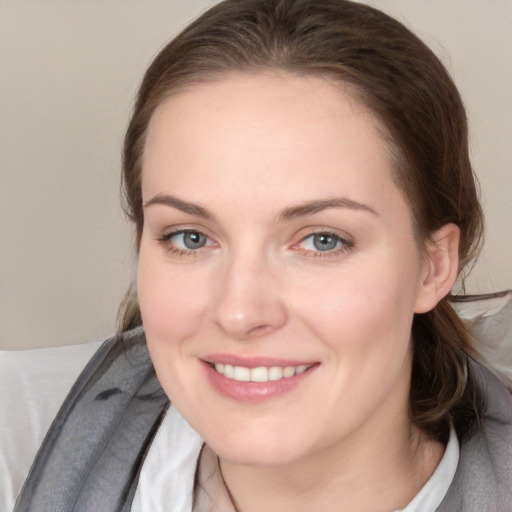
[297, 232, 352, 255]
[159, 230, 212, 253]
[176, 231, 208, 249]
[310, 233, 339, 251]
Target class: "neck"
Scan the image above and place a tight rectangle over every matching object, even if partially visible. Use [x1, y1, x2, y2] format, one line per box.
[219, 419, 444, 512]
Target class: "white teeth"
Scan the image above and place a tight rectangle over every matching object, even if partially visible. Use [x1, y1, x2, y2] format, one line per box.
[250, 367, 268, 382]
[233, 366, 251, 381]
[268, 367, 283, 380]
[223, 364, 234, 378]
[283, 366, 295, 378]
[213, 363, 311, 382]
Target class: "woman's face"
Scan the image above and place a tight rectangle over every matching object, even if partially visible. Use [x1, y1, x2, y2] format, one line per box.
[138, 72, 433, 466]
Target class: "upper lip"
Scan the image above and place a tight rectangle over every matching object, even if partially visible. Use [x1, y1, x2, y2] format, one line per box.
[202, 354, 316, 368]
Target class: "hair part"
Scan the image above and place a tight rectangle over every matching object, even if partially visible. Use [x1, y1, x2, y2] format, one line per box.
[119, 0, 484, 440]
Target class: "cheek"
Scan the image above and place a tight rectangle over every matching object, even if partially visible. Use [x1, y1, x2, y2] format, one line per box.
[136, 250, 214, 408]
[289, 252, 421, 366]
[136, 249, 210, 343]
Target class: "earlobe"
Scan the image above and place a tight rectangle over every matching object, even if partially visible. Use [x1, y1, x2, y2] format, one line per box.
[414, 224, 460, 314]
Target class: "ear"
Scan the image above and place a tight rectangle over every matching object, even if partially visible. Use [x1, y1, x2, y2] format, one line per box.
[414, 223, 460, 314]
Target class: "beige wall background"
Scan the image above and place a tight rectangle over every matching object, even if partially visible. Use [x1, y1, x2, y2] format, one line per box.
[1, 0, 511, 350]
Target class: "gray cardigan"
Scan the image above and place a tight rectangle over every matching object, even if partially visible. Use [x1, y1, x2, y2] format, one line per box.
[14, 329, 512, 511]
[438, 358, 512, 511]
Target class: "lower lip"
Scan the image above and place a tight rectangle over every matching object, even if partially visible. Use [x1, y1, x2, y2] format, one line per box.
[201, 361, 318, 403]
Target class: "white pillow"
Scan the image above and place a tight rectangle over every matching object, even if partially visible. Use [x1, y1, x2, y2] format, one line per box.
[453, 290, 512, 390]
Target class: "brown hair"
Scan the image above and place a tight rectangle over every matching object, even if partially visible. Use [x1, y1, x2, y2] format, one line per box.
[119, 0, 484, 440]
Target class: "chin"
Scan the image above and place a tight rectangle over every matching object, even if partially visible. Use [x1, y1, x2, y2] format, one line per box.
[205, 427, 307, 467]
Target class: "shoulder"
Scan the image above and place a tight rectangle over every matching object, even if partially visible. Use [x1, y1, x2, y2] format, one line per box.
[439, 359, 512, 511]
[12, 328, 170, 511]
[0, 340, 103, 511]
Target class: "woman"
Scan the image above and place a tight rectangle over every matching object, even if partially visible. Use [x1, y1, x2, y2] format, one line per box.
[9, 0, 512, 510]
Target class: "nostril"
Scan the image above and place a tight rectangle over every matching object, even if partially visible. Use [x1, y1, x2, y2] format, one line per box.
[247, 324, 273, 337]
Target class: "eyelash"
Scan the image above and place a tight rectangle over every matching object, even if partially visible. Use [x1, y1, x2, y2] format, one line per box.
[293, 231, 354, 258]
[156, 229, 354, 258]
[156, 229, 214, 257]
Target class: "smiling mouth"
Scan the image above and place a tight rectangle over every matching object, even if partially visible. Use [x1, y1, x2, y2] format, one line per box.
[211, 363, 313, 382]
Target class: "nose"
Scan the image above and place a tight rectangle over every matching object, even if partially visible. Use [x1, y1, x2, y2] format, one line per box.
[212, 250, 288, 341]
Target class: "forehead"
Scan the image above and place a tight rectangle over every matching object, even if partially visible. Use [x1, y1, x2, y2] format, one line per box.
[142, 72, 407, 222]
[145, 72, 384, 153]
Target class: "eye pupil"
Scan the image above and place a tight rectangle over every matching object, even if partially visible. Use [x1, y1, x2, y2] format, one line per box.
[184, 231, 206, 249]
[313, 234, 338, 251]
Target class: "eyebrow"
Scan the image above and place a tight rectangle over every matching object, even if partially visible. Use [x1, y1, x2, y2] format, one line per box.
[143, 194, 213, 219]
[277, 197, 377, 221]
[143, 194, 377, 222]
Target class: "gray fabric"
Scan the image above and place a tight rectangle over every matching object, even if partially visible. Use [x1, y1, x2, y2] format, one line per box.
[13, 328, 169, 512]
[437, 361, 512, 511]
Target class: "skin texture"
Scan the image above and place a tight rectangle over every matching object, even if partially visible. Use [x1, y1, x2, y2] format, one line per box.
[137, 72, 460, 511]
